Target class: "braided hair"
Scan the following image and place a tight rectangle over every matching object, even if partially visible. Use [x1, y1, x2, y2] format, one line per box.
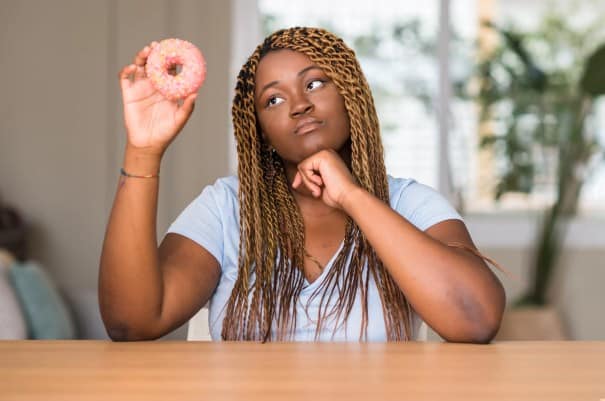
[223, 27, 413, 341]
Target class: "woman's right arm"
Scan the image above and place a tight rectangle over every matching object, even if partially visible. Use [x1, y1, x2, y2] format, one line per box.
[98, 43, 220, 341]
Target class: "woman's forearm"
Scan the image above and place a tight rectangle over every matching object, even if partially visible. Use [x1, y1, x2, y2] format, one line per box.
[341, 187, 504, 343]
[98, 146, 165, 340]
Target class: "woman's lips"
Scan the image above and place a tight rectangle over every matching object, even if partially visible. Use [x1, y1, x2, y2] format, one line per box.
[294, 118, 324, 135]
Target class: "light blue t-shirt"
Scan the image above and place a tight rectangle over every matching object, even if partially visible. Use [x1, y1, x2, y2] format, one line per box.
[166, 175, 462, 341]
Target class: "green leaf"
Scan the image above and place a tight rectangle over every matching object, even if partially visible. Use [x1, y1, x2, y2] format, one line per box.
[479, 135, 501, 147]
[580, 43, 605, 96]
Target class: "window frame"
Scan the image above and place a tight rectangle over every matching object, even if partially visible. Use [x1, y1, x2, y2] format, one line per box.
[231, 0, 605, 249]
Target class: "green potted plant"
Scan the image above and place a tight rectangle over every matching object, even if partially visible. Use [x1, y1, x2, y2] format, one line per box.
[468, 12, 605, 339]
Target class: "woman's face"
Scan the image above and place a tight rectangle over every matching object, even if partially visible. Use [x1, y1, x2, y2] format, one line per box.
[254, 49, 350, 165]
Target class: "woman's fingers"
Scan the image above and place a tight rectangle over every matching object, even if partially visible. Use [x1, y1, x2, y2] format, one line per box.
[299, 158, 324, 186]
[134, 45, 151, 66]
[293, 156, 326, 197]
[118, 43, 153, 88]
[133, 44, 155, 80]
[119, 64, 136, 89]
[292, 172, 301, 189]
[119, 64, 135, 80]
[175, 93, 197, 125]
[295, 167, 323, 197]
[309, 172, 323, 186]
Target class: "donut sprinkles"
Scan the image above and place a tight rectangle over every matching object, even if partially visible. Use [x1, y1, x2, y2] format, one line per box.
[146, 38, 206, 100]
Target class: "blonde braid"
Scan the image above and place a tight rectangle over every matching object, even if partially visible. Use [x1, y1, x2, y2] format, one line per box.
[223, 27, 413, 341]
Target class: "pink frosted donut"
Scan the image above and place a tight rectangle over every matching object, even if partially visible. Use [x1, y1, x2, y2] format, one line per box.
[146, 38, 206, 100]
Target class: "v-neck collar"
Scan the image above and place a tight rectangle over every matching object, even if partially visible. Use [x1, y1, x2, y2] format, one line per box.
[301, 240, 345, 291]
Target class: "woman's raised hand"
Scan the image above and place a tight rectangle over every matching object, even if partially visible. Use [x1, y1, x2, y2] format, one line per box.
[292, 149, 360, 210]
[119, 42, 197, 156]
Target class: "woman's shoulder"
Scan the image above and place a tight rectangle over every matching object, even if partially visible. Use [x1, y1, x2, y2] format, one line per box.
[387, 174, 419, 205]
[182, 175, 239, 213]
[387, 174, 415, 193]
[212, 175, 238, 189]
[387, 174, 462, 230]
[202, 175, 239, 199]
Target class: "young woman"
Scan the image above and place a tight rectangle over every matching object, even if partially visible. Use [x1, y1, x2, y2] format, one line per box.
[99, 27, 505, 343]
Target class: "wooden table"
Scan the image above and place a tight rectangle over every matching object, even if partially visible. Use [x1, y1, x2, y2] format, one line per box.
[1, 341, 604, 401]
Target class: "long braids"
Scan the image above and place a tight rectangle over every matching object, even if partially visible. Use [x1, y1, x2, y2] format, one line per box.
[223, 27, 414, 341]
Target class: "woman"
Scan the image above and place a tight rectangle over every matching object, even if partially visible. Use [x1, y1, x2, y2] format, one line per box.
[99, 27, 505, 343]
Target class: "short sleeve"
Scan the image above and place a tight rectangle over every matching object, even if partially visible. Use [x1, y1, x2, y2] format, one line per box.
[166, 179, 228, 266]
[389, 177, 462, 231]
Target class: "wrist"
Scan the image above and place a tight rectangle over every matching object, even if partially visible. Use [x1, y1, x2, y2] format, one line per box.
[125, 142, 166, 158]
[339, 185, 366, 213]
[123, 145, 163, 176]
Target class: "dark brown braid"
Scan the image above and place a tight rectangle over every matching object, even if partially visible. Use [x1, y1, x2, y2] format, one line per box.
[223, 27, 414, 341]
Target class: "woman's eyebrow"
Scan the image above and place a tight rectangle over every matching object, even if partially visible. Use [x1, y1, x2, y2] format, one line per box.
[257, 65, 323, 98]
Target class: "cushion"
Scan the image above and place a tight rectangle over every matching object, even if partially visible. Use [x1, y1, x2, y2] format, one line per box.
[0, 249, 28, 339]
[9, 261, 76, 339]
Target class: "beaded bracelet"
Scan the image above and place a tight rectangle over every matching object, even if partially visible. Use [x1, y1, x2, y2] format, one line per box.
[120, 168, 159, 179]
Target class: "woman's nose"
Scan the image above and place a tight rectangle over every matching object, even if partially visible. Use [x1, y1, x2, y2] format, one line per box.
[290, 94, 314, 118]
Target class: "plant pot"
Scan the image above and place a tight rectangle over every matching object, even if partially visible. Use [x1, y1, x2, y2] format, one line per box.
[494, 305, 568, 341]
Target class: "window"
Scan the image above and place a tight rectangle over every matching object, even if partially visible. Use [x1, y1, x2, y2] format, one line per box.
[257, 0, 605, 215]
[459, 0, 605, 214]
[260, 0, 443, 189]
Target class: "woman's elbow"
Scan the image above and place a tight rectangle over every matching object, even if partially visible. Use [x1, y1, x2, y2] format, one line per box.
[106, 327, 163, 342]
[106, 323, 133, 342]
[444, 292, 505, 344]
[441, 318, 501, 344]
[103, 320, 162, 342]
[469, 318, 502, 344]
[467, 283, 506, 343]
[468, 300, 505, 344]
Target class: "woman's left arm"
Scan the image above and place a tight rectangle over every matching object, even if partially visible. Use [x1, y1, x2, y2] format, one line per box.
[341, 186, 505, 343]
[292, 149, 505, 343]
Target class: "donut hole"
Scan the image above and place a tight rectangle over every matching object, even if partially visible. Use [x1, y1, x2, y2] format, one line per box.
[167, 63, 183, 76]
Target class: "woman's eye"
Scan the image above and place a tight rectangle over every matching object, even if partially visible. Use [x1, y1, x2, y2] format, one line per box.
[266, 96, 284, 107]
[307, 79, 324, 91]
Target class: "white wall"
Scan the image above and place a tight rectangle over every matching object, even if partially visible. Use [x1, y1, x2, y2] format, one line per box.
[0, 0, 233, 339]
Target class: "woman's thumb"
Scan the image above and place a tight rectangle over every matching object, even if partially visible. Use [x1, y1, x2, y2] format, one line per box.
[177, 93, 197, 121]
